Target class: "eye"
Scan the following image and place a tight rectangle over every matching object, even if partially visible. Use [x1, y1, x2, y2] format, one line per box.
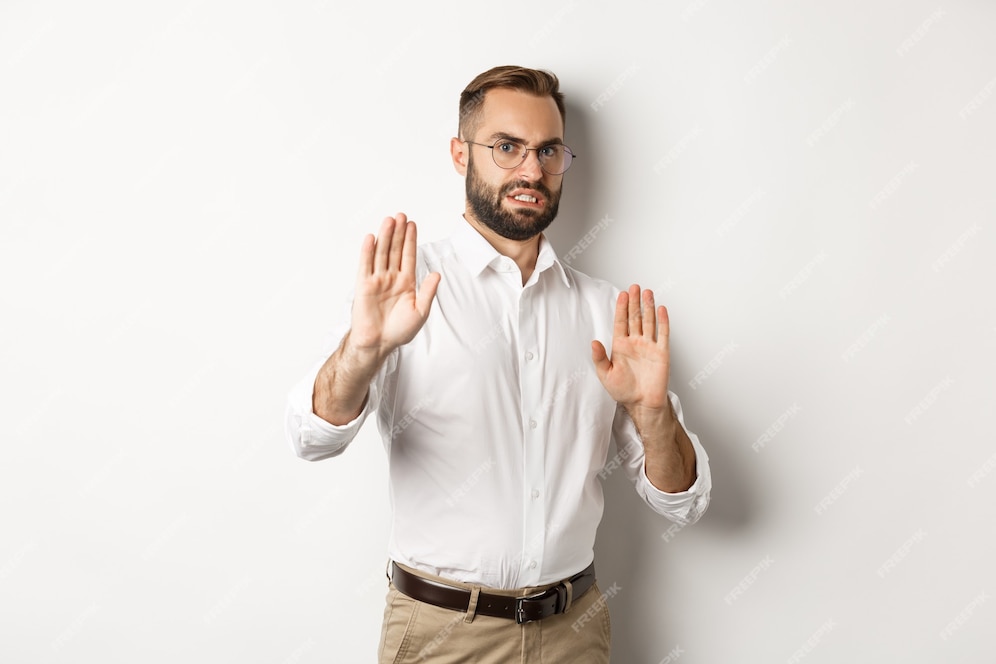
[539, 145, 560, 158]
[496, 141, 518, 153]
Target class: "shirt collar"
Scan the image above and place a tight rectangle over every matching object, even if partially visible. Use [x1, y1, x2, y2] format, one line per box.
[451, 218, 571, 288]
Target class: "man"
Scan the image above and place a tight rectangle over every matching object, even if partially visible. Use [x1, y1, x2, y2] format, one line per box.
[285, 65, 711, 663]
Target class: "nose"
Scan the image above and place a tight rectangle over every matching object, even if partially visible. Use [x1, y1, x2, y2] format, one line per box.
[514, 148, 544, 181]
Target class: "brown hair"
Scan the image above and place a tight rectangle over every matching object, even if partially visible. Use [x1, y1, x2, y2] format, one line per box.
[458, 65, 566, 140]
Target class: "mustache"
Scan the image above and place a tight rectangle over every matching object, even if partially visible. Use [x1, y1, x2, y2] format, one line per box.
[500, 180, 554, 200]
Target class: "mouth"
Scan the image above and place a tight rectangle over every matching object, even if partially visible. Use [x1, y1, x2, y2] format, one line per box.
[506, 188, 545, 208]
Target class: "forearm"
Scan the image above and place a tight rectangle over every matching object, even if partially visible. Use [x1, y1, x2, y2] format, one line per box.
[313, 330, 390, 425]
[626, 400, 697, 493]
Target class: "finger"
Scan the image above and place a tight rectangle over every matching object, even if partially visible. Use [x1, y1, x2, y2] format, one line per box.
[627, 283, 641, 336]
[357, 233, 375, 279]
[613, 291, 628, 339]
[590, 340, 611, 381]
[387, 212, 408, 272]
[374, 216, 395, 272]
[415, 272, 441, 317]
[400, 220, 417, 277]
[657, 305, 670, 352]
[642, 289, 657, 341]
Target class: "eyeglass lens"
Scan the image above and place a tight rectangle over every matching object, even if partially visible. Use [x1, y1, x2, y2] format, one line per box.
[492, 140, 573, 175]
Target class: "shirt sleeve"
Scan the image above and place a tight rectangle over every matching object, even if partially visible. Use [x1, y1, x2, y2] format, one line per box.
[283, 301, 395, 462]
[611, 391, 712, 526]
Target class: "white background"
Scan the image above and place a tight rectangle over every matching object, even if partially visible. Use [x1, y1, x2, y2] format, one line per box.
[2, 1, 994, 662]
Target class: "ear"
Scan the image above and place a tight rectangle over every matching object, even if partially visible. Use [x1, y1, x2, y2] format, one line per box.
[450, 137, 468, 176]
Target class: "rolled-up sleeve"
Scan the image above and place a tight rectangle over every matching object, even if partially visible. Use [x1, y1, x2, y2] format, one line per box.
[284, 358, 382, 461]
[614, 391, 712, 526]
[284, 300, 395, 461]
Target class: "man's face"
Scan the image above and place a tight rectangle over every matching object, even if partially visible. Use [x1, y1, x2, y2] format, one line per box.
[462, 88, 565, 241]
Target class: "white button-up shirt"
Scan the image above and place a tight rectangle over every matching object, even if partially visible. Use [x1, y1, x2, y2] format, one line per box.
[285, 220, 711, 589]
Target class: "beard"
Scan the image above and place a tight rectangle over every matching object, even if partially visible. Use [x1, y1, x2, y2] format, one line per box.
[465, 152, 562, 241]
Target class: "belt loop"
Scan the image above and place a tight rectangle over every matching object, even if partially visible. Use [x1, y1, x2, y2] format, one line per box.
[464, 587, 481, 623]
[562, 579, 574, 613]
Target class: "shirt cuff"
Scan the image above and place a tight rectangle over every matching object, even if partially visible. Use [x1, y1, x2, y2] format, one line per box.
[285, 360, 374, 461]
[638, 433, 712, 524]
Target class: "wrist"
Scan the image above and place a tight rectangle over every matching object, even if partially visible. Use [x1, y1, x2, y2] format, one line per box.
[341, 331, 393, 370]
[624, 399, 676, 427]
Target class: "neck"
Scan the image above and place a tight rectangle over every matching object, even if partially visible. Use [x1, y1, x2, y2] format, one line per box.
[463, 211, 541, 285]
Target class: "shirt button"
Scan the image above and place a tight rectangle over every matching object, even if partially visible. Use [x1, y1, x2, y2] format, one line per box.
[529, 561, 537, 570]
[529, 419, 537, 429]
[525, 351, 534, 361]
[531, 489, 540, 499]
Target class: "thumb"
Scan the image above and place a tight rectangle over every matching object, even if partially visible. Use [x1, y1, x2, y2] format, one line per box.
[591, 340, 611, 380]
[415, 272, 441, 317]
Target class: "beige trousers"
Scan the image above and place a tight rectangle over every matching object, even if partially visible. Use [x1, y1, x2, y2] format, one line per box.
[378, 563, 611, 664]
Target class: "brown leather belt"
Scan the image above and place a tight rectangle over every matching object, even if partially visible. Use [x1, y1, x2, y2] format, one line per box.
[390, 562, 597, 625]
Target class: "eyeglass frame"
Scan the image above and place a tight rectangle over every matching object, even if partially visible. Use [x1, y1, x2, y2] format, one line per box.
[462, 137, 577, 175]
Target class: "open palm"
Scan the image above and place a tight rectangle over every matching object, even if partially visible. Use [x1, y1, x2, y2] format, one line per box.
[591, 285, 671, 410]
[350, 214, 440, 356]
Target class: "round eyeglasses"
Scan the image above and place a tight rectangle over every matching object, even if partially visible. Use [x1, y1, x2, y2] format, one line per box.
[465, 138, 576, 175]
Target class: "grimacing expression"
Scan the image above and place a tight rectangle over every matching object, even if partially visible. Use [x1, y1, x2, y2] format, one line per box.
[465, 147, 562, 241]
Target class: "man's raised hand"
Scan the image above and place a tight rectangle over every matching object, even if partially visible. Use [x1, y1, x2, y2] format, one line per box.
[349, 213, 441, 359]
[591, 284, 671, 411]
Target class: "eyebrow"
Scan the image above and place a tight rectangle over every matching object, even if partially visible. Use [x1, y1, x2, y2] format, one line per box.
[486, 131, 564, 146]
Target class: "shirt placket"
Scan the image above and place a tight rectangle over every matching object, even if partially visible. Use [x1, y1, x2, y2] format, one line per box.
[517, 283, 546, 586]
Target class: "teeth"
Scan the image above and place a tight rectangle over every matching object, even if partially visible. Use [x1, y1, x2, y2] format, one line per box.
[513, 194, 538, 203]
